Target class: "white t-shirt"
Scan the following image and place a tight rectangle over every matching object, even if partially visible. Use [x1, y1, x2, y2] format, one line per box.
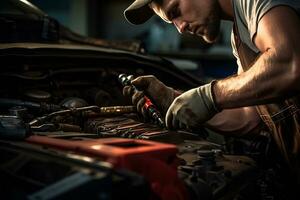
[231, 0, 300, 71]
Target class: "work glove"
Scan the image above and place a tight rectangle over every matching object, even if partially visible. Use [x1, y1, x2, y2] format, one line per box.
[123, 75, 181, 120]
[165, 82, 220, 130]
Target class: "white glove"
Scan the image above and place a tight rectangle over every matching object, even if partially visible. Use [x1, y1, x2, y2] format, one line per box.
[165, 82, 220, 129]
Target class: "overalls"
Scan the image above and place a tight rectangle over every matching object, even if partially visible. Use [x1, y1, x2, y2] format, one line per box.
[232, 18, 300, 184]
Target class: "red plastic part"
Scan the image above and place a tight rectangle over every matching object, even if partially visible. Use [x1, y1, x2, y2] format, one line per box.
[144, 96, 154, 110]
[26, 136, 189, 200]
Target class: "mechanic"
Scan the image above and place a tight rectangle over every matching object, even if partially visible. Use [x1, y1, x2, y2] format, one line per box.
[123, 0, 300, 187]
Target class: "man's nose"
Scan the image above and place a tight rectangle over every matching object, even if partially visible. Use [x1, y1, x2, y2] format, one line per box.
[173, 19, 188, 34]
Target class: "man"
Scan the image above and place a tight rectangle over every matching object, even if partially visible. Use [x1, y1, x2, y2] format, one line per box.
[123, 0, 300, 185]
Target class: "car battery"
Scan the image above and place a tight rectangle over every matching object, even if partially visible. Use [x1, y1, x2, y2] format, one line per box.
[26, 135, 189, 200]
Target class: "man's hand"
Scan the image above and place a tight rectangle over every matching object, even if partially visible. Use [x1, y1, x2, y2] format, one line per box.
[123, 75, 180, 119]
[165, 82, 220, 129]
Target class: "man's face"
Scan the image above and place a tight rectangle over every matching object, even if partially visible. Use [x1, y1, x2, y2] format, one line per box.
[150, 0, 221, 43]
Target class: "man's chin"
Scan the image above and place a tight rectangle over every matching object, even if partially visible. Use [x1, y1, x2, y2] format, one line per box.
[195, 34, 216, 44]
[203, 22, 221, 43]
[203, 34, 219, 44]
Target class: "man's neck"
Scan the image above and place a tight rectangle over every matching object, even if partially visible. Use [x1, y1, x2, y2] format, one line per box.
[218, 0, 234, 21]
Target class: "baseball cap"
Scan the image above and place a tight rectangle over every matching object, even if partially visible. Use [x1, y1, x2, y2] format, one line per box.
[124, 0, 154, 25]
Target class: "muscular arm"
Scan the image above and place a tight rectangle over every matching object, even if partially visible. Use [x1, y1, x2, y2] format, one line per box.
[214, 6, 300, 109]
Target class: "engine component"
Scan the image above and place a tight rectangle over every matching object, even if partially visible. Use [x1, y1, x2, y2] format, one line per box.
[83, 106, 136, 117]
[31, 123, 82, 132]
[0, 141, 150, 200]
[26, 136, 189, 200]
[85, 87, 114, 107]
[177, 141, 258, 200]
[59, 97, 89, 108]
[23, 89, 52, 102]
[0, 115, 30, 140]
[9, 106, 28, 119]
[0, 98, 61, 113]
[29, 105, 136, 126]
[84, 115, 169, 139]
[29, 106, 100, 126]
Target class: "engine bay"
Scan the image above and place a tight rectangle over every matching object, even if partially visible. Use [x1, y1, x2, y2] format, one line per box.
[0, 45, 289, 200]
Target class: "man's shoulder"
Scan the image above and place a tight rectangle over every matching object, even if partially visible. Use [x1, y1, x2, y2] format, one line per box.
[233, 0, 300, 54]
[234, 0, 300, 33]
[234, 0, 300, 15]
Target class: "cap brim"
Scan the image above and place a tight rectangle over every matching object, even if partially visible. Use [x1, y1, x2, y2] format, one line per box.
[124, 0, 154, 25]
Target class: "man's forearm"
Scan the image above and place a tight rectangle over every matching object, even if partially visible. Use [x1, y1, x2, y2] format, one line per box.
[213, 49, 300, 109]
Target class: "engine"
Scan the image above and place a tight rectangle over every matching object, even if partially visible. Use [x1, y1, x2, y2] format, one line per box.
[0, 46, 288, 200]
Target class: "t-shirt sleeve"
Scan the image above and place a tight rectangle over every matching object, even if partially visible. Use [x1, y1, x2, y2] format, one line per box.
[231, 30, 243, 73]
[242, 0, 299, 42]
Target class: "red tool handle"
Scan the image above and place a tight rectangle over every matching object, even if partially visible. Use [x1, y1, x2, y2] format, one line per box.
[144, 96, 154, 110]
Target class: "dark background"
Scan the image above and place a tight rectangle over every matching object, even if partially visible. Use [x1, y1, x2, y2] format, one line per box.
[29, 0, 238, 81]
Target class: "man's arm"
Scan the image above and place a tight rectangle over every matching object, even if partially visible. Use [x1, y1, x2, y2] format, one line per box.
[214, 6, 300, 109]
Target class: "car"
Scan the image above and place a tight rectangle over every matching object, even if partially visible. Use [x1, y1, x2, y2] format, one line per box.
[0, 1, 287, 200]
